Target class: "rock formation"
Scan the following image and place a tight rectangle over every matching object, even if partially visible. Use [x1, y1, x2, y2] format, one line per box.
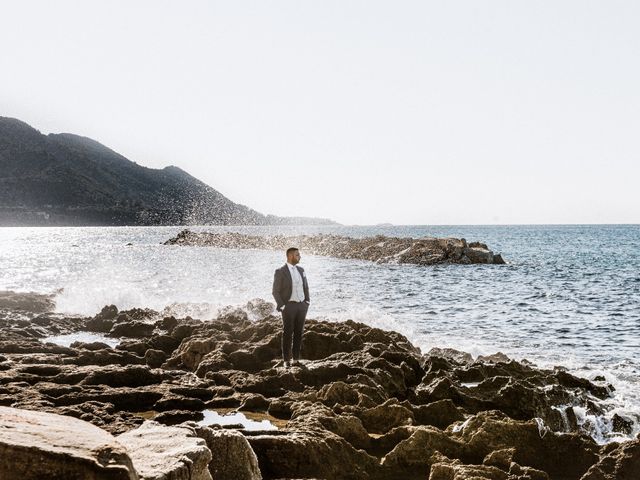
[117, 421, 213, 480]
[165, 230, 506, 265]
[0, 405, 137, 480]
[0, 299, 637, 479]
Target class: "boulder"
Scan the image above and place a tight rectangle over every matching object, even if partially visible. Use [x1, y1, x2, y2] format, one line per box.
[109, 321, 155, 338]
[194, 426, 262, 480]
[117, 421, 212, 480]
[0, 405, 136, 480]
[172, 337, 218, 370]
[144, 349, 167, 368]
[248, 430, 378, 480]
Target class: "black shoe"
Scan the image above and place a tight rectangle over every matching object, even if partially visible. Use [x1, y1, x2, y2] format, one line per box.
[291, 360, 302, 367]
[283, 360, 291, 368]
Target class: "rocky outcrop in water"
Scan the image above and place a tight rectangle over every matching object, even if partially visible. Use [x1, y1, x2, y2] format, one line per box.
[0, 300, 637, 479]
[164, 230, 506, 265]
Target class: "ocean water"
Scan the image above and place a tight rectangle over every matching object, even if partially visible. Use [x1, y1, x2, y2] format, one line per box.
[1, 224, 639, 441]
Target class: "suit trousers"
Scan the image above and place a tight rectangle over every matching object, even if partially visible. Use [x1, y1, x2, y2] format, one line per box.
[281, 301, 308, 361]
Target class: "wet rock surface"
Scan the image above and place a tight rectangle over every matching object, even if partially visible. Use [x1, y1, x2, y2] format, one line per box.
[0, 299, 638, 479]
[164, 230, 506, 265]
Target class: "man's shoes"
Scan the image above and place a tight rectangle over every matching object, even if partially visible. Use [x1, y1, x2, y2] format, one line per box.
[283, 360, 291, 368]
[291, 360, 302, 367]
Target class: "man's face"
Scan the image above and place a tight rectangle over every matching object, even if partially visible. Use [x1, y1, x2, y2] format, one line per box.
[288, 250, 301, 265]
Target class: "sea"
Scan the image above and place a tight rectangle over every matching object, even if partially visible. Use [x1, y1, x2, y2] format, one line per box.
[1, 224, 639, 443]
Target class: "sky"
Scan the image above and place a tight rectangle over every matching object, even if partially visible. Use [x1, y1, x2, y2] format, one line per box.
[1, 1, 639, 225]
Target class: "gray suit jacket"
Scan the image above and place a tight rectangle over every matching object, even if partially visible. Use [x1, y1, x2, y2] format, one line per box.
[272, 264, 310, 311]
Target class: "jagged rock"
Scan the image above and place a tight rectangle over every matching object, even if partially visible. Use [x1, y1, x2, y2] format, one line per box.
[147, 334, 180, 355]
[412, 399, 465, 429]
[477, 352, 511, 363]
[117, 421, 212, 480]
[0, 406, 136, 479]
[158, 316, 178, 332]
[99, 305, 119, 320]
[483, 447, 516, 470]
[172, 336, 218, 370]
[0, 304, 633, 480]
[85, 316, 115, 333]
[429, 459, 510, 480]
[144, 349, 167, 368]
[117, 340, 150, 356]
[457, 411, 599, 479]
[357, 398, 414, 433]
[83, 305, 119, 332]
[580, 439, 640, 479]
[248, 430, 378, 480]
[194, 426, 262, 480]
[611, 413, 635, 435]
[427, 348, 473, 365]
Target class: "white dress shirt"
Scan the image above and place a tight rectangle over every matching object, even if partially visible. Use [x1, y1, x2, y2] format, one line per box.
[287, 262, 305, 302]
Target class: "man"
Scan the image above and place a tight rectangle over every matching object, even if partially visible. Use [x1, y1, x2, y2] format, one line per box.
[272, 247, 310, 368]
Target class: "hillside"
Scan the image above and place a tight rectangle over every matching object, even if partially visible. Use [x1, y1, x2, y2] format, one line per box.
[0, 117, 336, 226]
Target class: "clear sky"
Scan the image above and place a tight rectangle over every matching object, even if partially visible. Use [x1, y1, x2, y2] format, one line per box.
[2, 1, 638, 225]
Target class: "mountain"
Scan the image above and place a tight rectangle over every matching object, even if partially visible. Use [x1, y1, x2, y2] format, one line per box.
[0, 117, 337, 226]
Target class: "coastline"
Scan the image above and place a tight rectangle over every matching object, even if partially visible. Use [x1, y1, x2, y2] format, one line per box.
[1, 297, 638, 479]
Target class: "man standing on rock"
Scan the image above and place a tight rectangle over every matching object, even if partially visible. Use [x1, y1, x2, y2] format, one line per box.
[272, 247, 310, 368]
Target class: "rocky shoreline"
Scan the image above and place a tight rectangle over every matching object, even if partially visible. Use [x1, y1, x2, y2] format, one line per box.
[164, 230, 506, 265]
[1, 298, 638, 479]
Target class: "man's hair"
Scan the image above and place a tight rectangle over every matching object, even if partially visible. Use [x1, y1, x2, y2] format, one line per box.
[286, 247, 299, 256]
